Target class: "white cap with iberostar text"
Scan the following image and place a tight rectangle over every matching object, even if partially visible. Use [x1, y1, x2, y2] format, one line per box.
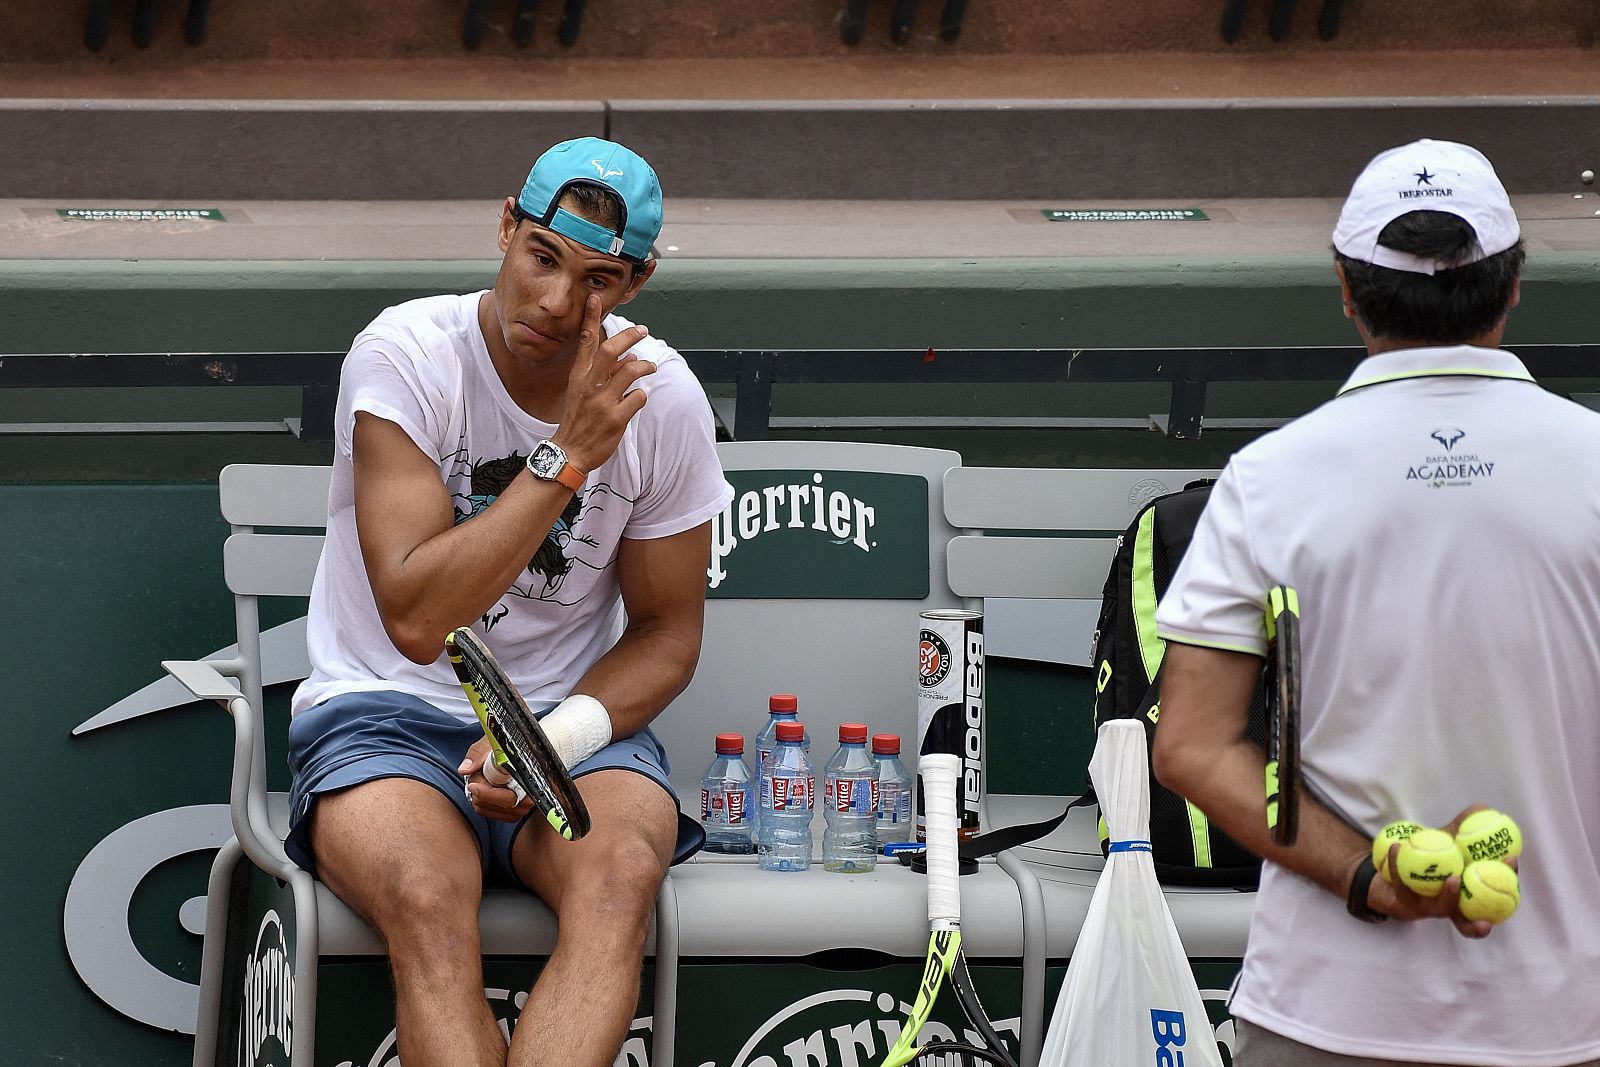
[1332, 139, 1520, 275]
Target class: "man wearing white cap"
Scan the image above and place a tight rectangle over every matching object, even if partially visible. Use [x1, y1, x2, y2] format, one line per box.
[1152, 139, 1600, 1065]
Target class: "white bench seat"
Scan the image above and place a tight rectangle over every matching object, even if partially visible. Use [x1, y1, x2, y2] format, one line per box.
[667, 858, 1028, 960]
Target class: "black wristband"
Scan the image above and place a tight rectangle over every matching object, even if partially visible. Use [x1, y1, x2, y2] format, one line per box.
[1346, 856, 1388, 924]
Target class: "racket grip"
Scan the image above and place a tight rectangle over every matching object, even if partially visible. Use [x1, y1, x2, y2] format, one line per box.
[920, 753, 961, 928]
[481, 755, 512, 787]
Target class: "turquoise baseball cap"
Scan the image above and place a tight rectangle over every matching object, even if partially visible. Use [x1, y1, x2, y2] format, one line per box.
[514, 137, 662, 264]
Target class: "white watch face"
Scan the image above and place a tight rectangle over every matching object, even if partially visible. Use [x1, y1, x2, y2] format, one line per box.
[528, 441, 567, 479]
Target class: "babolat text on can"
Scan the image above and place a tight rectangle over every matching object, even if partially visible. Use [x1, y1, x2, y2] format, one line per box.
[916, 609, 984, 841]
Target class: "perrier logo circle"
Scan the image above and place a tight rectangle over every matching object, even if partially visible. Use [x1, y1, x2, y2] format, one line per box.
[918, 629, 951, 688]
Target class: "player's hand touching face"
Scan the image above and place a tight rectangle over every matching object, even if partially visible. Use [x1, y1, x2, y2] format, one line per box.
[548, 293, 656, 473]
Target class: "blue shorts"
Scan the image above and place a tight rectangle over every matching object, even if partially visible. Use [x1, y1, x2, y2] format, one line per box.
[285, 691, 704, 884]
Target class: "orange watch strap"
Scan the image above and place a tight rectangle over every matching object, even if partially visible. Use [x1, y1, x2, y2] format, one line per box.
[554, 462, 586, 492]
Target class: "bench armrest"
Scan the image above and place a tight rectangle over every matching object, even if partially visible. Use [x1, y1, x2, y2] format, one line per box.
[164, 659, 296, 878]
[161, 659, 244, 704]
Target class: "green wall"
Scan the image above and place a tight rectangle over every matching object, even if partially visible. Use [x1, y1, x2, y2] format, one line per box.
[8, 254, 1600, 354]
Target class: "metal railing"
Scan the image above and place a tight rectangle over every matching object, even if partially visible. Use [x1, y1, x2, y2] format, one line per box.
[4, 345, 1598, 441]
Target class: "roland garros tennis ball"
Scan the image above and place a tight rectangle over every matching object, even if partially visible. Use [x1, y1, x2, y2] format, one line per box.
[1459, 860, 1520, 924]
[1371, 821, 1426, 883]
[1455, 809, 1523, 865]
[1395, 828, 1465, 897]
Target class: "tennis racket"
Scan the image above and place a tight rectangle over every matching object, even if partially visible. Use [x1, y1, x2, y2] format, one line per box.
[1264, 585, 1301, 846]
[882, 754, 1019, 1067]
[445, 627, 592, 841]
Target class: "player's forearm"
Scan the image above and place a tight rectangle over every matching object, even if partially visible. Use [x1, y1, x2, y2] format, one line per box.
[567, 621, 702, 739]
[371, 471, 577, 662]
[1156, 734, 1368, 899]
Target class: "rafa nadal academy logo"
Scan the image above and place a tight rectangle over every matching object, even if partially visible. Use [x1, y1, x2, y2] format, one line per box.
[1408, 427, 1494, 488]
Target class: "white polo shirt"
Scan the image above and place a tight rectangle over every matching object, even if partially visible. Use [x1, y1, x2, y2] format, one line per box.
[1157, 346, 1600, 1066]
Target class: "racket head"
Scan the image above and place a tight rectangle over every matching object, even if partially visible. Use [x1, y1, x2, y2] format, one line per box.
[445, 627, 592, 841]
[1264, 586, 1301, 845]
[882, 930, 959, 1067]
[912, 1044, 1018, 1067]
[946, 951, 1020, 1067]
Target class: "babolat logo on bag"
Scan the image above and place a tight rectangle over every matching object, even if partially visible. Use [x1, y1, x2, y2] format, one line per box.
[706, 470, 929, 599]
[1150, 1008, 1190, 1066]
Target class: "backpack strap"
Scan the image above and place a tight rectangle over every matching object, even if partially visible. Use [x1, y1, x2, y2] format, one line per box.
[958, 790, 1097, 859]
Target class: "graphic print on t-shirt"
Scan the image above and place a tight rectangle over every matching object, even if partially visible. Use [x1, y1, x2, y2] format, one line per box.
[444, 445, 638, 626]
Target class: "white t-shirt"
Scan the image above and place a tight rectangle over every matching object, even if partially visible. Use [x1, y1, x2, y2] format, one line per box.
[293, 292, 733, 722]
[1157, 346, 1600, 1066]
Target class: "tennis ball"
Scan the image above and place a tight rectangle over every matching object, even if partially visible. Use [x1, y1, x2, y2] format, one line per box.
[1395, 828, 1464, 897]
[1455, 809, 1523, 865]
[1459, 860, 1520, 924]
[1371, 821, 1426, 883]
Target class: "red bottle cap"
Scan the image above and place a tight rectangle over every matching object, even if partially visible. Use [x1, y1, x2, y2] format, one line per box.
[839, 723, 868, 744]
[775, 721, 805, 742]
[872, 733, 901, 755]
[715, 733, 744, 755]
[769, 694, 798, 713]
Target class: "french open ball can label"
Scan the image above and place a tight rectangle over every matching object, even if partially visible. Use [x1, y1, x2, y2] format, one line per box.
[917, 609, 984, 841]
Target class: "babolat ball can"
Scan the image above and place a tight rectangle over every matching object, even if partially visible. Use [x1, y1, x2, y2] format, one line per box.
[917, 609, 984, 841]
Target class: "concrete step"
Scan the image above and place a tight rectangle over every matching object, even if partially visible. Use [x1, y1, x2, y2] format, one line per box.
[4, 95, 1598, 200]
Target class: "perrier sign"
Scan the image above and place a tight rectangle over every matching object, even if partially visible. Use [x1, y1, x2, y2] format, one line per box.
[707, 470, 930, 599]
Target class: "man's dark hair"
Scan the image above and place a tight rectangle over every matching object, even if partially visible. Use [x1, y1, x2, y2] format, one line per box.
[1335, 210, 1524, 344]
[549, 181, 651, 275]
[558, 181, 625, 231]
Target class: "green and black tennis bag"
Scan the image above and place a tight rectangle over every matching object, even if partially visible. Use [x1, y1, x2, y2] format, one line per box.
[1088, 480, 1267, 889]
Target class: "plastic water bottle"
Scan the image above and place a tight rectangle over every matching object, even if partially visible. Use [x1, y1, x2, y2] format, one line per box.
[823, 722, 878, 873]
[753, 693, 810, 769]
[758, 720, 814, 871]
[700, 733, 755, 855]
[872, 733, 914, 847]
[752, 694, 809, 833]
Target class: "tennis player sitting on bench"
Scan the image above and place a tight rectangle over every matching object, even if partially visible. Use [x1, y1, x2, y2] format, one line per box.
[284, 138, 732, 1067]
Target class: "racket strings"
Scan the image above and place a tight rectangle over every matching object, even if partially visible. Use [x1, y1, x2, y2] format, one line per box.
[494, 704, 558, 797]
[914, 1045, 1011, 1067]
[461, 649, 557, 800]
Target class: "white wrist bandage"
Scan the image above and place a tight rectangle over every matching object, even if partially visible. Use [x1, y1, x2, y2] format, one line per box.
[540, 694, 612, 769]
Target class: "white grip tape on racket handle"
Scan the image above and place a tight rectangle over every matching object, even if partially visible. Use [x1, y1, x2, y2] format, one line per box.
[482, 754, 512, 786]
[920, 753, 962, 929]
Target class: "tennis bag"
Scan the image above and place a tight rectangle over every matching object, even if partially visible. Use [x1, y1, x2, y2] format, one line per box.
[1087, 480, 1267, 888]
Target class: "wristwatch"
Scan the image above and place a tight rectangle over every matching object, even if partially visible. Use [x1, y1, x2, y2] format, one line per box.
[525, 439, 586, 492]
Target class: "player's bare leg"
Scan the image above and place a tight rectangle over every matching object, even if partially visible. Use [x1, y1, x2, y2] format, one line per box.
[510, 769, 677, 1067]
[311, 778, 507, 1067]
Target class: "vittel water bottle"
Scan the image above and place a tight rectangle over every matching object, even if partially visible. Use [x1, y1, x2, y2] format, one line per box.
[753, 694, 808, 833]
[700, 733, 755, 855]
[872, 733, 914, 846]
[754, 694, 810, 767]
[757, 720, 814, 871]
[823, 722, 878, 873]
